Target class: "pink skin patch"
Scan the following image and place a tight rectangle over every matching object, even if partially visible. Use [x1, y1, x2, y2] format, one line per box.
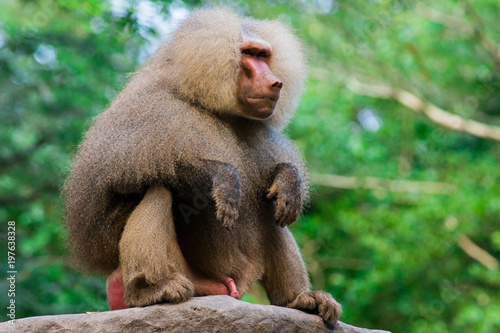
[106, 268, 240, 311]
[223, 276, 240, 299]
[106, 268, 129, 310]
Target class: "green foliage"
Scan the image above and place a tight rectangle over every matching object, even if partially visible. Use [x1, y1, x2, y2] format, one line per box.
[1, 0, 499, 332]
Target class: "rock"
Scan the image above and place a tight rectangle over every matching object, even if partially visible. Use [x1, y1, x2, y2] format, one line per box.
[1, 296, 390, 333]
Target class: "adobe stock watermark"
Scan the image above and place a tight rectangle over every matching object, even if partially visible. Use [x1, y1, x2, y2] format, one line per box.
[177, 187, 213, 225]
[6, 221, 17, 324]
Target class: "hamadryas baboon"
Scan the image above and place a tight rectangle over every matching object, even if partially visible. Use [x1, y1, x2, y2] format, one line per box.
[64, 7, 341, 326]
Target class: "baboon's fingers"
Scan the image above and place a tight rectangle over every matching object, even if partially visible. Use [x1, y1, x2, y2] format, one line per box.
[213, 186, 240, 229]
[266, 183, 279, 200]
[287, 291, 341, 326]
[275, 193, 301, 227]
[316, 292, 342, 325]
[216, 200, 239, 229]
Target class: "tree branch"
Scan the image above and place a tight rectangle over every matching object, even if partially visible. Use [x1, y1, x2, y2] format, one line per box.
[346, 77, 500, 141]
[311, 173, 457, 194]
[415, 3, 473, 35]
[458, 235, 499, 270]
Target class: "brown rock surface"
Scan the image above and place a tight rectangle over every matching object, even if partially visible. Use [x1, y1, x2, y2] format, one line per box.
[1, 296, 390, 333]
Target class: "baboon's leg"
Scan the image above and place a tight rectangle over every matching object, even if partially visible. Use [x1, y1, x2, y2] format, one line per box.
[260, 228, 342, 325]
[119, 185, 195, 306]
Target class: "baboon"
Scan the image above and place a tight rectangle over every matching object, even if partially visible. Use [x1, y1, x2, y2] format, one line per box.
[64, 7, 341, 325]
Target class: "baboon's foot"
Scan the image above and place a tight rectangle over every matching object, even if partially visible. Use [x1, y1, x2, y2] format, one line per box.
[287, 290, 342, 326]
[124, 272, 195, 306]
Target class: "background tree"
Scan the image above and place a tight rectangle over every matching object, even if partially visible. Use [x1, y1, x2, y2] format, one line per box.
[1, 0, 499, 332]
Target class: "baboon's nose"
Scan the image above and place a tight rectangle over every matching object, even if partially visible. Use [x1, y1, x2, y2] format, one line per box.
[272, 80, 283, 90]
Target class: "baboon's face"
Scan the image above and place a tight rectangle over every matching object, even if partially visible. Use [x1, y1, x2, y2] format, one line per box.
[237, 40, 283, 120]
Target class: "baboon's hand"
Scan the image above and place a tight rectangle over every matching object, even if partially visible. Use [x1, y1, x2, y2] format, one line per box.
[212, 165, 241, 229]
[267, 164, 302, 227]
[287, 291, 342, 327]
